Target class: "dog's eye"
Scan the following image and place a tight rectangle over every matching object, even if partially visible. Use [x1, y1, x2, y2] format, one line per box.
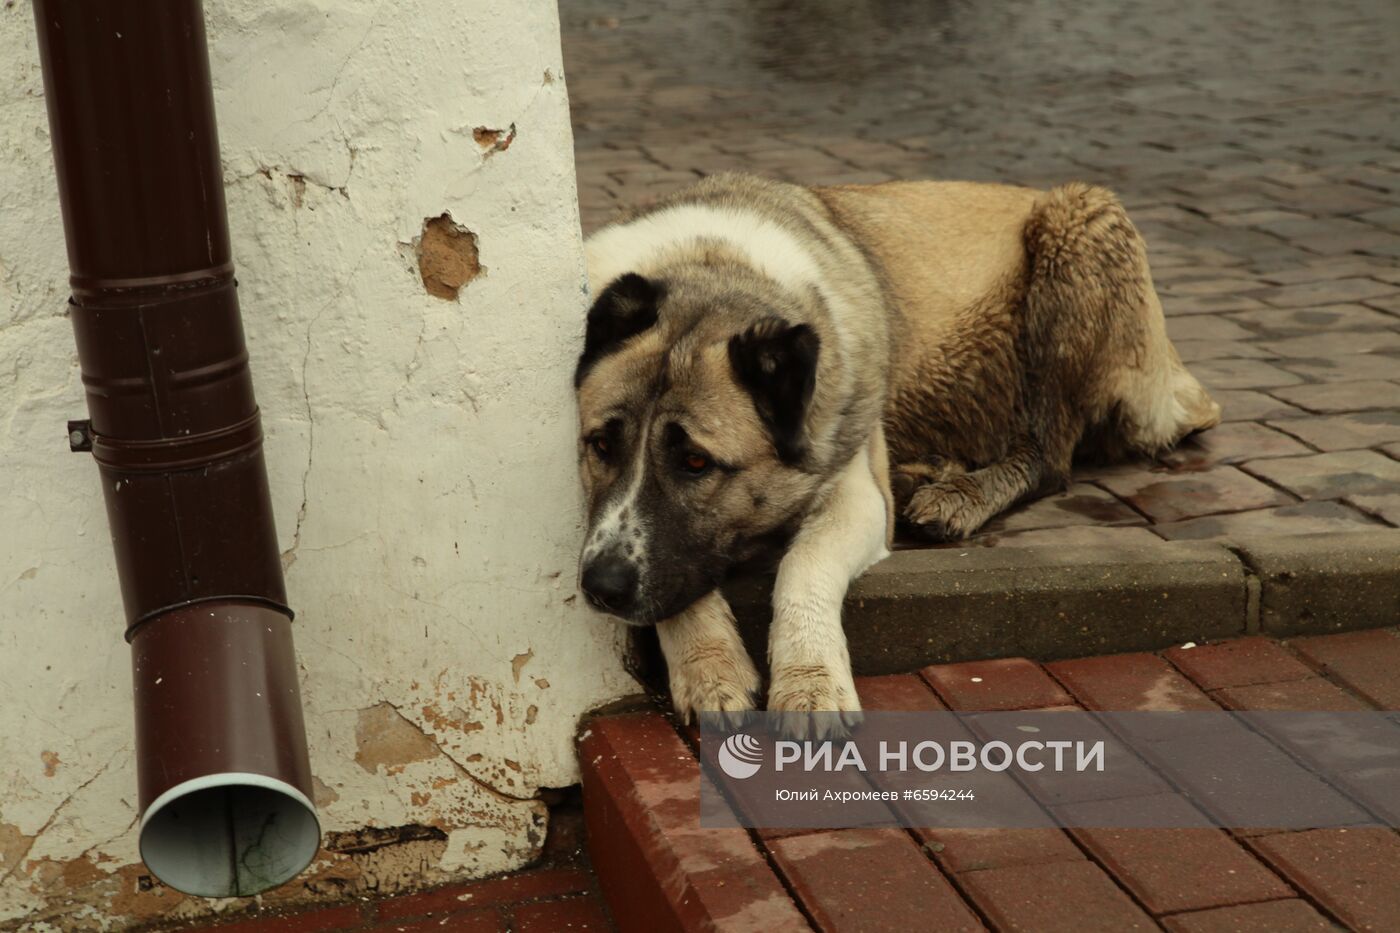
[587, 435, 611, 460]
[680, 452, 711, 475]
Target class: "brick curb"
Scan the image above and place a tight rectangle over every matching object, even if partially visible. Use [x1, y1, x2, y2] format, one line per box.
[720, 530, 1397, 674]
[584, 632, 1400, 932]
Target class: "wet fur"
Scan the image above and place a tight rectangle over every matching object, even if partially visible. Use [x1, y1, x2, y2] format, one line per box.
[576, 173, 1219, 721]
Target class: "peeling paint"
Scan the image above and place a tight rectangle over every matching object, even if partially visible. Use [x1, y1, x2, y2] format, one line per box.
[354, 703, 441, 775]
[472, 123, 517, 155]
[416, 213, 482, 300]
[39, 750, 60, 778]
[511, 649, 535, 683]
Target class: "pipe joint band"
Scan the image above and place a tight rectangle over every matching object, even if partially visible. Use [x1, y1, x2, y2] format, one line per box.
[92, 409, 263, 472]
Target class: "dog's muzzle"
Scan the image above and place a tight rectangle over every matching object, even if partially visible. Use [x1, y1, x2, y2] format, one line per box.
[580, 551, 639, 617]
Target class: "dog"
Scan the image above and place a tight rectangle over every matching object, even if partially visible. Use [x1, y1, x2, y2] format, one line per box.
[573, 172, 1219, 722]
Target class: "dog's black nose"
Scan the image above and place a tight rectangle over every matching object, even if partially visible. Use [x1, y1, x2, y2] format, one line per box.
[581, 556, 638, 614]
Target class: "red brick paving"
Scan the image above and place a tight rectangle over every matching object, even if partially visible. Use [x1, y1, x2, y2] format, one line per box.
[1160, 899, 1341, 933]
[195, 632, 1400, 931]
[1248, 830, 1400, 931]
[573, 631, 1400, 932]
[184, 866, 607, 932]
[920, 659, 1074, 711]
[1290, 629, 1400, 709]
[768, 829, 982, 932]
[958, 860, 1155, 932]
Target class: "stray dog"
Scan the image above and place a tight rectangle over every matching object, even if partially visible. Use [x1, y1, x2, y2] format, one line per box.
[573, 173, 1219, 722]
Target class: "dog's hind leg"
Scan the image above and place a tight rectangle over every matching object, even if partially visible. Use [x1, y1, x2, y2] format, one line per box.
[657, 590, 761, 723]
[1024, 182, 1221, 456]
[899, 442, 1049, 542]
[768, 429, 892, 734]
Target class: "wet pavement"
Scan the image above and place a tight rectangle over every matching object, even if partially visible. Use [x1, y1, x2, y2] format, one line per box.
[559, 0, 1400, 547]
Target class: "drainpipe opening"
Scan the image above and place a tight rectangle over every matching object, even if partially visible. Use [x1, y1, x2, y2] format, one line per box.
[140, 776, 319, 898]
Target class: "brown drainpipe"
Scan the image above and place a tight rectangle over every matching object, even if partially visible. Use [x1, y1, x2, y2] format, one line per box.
[33, 0, 319, 897]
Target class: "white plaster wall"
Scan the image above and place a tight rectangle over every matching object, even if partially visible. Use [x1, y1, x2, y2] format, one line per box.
[0, 1, 633, 927]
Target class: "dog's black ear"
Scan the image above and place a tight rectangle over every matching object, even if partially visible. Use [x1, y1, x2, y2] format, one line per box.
[728, 317, 820, 464]
[575, 273, 664, 387]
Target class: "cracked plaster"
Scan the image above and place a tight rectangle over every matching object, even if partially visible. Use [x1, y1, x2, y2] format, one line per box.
[0, 1, 633, 927]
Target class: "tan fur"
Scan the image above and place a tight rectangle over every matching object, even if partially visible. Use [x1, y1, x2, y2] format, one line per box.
[576, 172, 1220, 719]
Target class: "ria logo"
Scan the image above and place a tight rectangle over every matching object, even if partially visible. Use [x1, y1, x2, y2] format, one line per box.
[718, 733, 763, 779]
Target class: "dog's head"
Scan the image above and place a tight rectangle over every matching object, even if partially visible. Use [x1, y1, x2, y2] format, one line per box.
[573, 270, 825, 625]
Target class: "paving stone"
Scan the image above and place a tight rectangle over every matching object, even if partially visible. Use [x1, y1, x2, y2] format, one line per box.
[1251, 278, 1398, 309]
[1226, 303, 1400, 335]
[979, 482, 1144, 533]
[1289, 629, 1400, 708]
[1173, 339, 1270, 363]
[1344, 492, 1400, 525]
[1161, 294, 1273, 317]
[1210, 389, 1307, 422]
[1249, 829, 1400, 931]
[1213, 677, 1371, 712]
[1277, 354, 1400, 384]
[769, 829, 983, 932]
[1153, 501, 1381, 541]
[1166, 315, 1257, 342]
[1097, 466, 1292, 523]
[914, 827, 1085, 875]
[972, 524, 1165, 549]
[1160, 899, 1341, 933]
[1233, 533, 1400, 638]
[1268, 411, 1400, 451]
[1163, 637, 1314, 690]
[732, 542, 1248, 675]
[1048, 652, 1218, 712]
[1157, 422, 1313, 469]
[1068, 827, 1292, 914]
[1192, 358, 1307, 390]
[921, 658, 1073, 711]
[1242, 449, 1400, 499]
[1270, 380, 1400, 414]
[959, 860, 1155, 932]
[854, 673, 944, 712]
[1258, 331, 1400, 358]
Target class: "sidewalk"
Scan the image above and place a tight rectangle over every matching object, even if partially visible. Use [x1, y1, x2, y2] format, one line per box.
[580, 629, 1400, 931]
[559, 0, 1400, 549]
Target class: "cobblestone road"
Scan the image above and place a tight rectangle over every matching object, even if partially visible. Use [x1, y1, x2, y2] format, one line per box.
[560, 0, 1400, 547]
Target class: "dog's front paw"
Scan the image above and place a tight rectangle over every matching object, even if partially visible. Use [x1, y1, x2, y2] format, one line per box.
[904, 479, 984, 542]
[767, 664, 863, 740]
[667, 644, 761, 726]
